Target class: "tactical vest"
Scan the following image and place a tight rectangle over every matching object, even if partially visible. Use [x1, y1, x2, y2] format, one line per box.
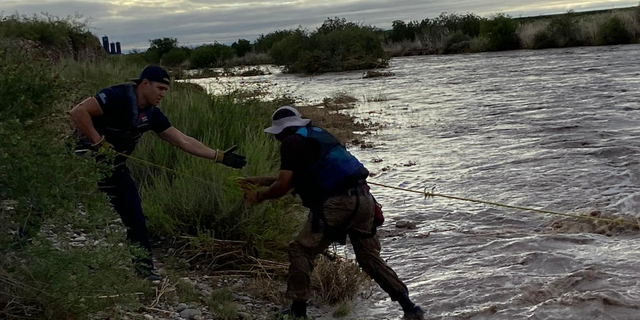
[76, 85, 154, 160]
[293, 126, 369, 207]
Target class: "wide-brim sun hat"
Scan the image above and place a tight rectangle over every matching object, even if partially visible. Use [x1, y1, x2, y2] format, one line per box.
[264, 106, 311, 134]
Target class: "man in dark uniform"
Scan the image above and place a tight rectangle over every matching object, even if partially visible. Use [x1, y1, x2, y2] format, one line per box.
[242, 106, 424, 319]
[70, 66, 246, 280]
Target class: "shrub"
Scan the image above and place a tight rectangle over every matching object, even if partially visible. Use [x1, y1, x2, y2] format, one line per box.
[443, 30, 472, 53]
[598, 16, 632, 45]
[532, 30, 558, 49]
[480, 14, 520, 51]
[254, 30, 297, 53]
[162, 47, 190, 67]
[231, 39, 252, 57]
[0, 35, 149, 319]
[547, 12, 581, 47]
[269, 29, 309, 66]
[190, 43, 235, 68]
[270, 18, 388, 74]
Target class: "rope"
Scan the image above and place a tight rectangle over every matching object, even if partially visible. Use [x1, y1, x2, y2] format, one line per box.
[115, 152, 638, 227]
[367, 182, 638, 227]
[117, 152, 220, 187]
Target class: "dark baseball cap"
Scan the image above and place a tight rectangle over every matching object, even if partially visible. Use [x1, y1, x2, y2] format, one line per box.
[130, 66, 171, 85]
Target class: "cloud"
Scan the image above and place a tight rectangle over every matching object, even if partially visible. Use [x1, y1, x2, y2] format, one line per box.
[1, 0, 637, 50]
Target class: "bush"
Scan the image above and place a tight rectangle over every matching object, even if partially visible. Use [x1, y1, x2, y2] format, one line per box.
[254, 30, 297, 53]
[0, 38, 150, 318]
[480, 14, 520, 51]
[190, 43, 235, 68]
[469, 36, 489, 52]
[162, 47, 190, 67]
[270, 18, 388, 74]
[532, 30, 558, 49]
[148, 37, 178, 58]
[547, 12, 581, 47]
[0, 14, 94, 50]
[1, 241, 151, 319]
[443, 31, 472, 53]
[598, 16, 632, 45]
[269, 29, 308, 66]
[145, 47, 161, 64]
[231, 39, 252, 57]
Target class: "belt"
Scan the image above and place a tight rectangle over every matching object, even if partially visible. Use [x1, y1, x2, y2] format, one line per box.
[328, 181, 369, 197]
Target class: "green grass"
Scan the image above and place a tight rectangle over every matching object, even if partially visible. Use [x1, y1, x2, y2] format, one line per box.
[176, 279, 201, 304]
[332, 302, 352, 318]
[130, 81, 303, 259]
[0, 14, 303, 319]
[207, 289, 238, 320]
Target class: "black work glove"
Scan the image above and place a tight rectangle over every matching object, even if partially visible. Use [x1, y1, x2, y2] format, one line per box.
[217, 145, 247, 169]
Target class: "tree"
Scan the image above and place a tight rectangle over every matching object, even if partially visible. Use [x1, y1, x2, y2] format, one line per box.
[231, 39, 252, 57]
[390, 20, 408, 42]
[148, 37, 178, 58]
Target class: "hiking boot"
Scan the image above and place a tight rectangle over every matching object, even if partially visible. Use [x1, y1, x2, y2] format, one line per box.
[277, 309, 308, 319]
[146, 271, 162, 282]
[136, 267, 162, 282]
[277, 301, 308, 319]
[403, 306, 425, 320]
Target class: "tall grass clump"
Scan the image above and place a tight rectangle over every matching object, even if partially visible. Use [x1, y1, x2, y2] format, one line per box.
[0, 18, 150, 318]
[131, 84, 303, 259]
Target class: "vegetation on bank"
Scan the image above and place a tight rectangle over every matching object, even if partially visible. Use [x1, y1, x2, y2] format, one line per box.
[0, 14, 375, 319]
[127, 5, 640, 74]
[384, 5, 640, 55]
[0, 15, 304, 319]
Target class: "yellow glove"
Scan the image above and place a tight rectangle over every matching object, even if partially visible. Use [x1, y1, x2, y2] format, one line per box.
[91, 136, 115, 155]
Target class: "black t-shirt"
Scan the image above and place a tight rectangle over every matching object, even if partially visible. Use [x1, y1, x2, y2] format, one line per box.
[76, 84, 171, 160]
[280, 133, 322, 206]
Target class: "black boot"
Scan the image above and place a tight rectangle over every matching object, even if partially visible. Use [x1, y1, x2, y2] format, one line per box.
[398, 295, 425, 320]
[280, 300, 308, 319]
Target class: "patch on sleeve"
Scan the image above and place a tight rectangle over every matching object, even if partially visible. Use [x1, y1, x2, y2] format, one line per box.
[98, 92, 108, 104]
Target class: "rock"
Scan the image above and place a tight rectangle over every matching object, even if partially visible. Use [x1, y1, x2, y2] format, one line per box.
[237, 312, 251, 320]
[168, 248, 175, 254]
[200, 289, 211, 297]
[195, 283, 208, 291]
[395, 221, 417, 229]
[176, 303, 188, 312]
[157, 268, 167, 276]
[179, 309, 202, 319]
[72, 236, 87, 242]
[192, 316, 203, 320]
[144, 315, 154, 320]
[239, 305, 247, 311]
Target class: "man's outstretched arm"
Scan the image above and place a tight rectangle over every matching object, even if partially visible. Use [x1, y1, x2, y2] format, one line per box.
[158, 127, 246, 168]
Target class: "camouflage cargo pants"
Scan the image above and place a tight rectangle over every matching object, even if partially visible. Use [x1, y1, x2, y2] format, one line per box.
[286, 185, 409, 301]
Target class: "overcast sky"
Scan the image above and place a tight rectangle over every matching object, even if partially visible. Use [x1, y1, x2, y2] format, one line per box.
[1, 0, 637, 50]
